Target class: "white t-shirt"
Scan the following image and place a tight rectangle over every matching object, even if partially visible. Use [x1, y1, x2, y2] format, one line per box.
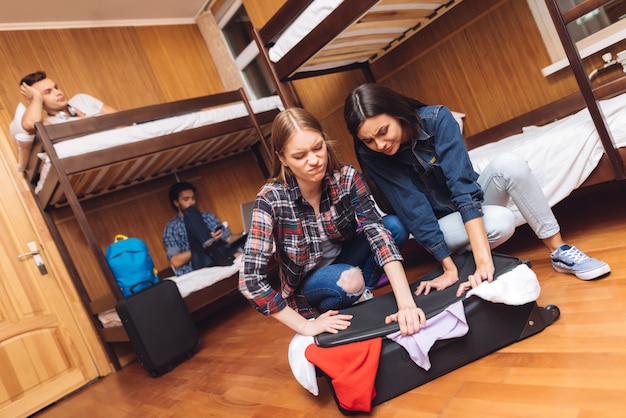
[45, 93, 104, 124]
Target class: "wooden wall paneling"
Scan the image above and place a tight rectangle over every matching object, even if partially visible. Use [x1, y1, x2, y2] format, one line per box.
[133, 25, 225, 102]
[243, 0, 288, 29]
[293, 70, 369, 118]
[48, 27, 163, 110]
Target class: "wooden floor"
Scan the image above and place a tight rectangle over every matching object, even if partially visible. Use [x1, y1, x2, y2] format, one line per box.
[35, 180, 626, 418]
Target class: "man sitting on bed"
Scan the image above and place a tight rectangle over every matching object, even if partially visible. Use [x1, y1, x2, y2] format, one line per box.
[19, 70, 117, 134]
[162, 181, 244, 276]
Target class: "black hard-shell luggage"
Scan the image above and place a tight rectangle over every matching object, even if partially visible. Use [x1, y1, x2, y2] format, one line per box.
[115, 280, 199, 377]
[315, 252, 560, 413]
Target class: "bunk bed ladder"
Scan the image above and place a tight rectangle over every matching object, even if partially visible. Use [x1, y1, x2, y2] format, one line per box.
[543, 0, 626, 180]
[34, 121, 125, 369]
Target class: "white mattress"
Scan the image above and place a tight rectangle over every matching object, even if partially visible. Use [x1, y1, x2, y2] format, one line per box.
[468, 92, 626, 226]
[34, 95, 283, 193]
[267, 0, 453, 73]
[268, 0, 344, 64]
[53, 95, 282, 159]
[97, 256, 242, 328]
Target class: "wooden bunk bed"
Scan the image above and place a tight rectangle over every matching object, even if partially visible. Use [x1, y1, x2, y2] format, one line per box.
[252, 0, 464, 108]
[253, 0, 626, 192]
[20, 88, 282, 368]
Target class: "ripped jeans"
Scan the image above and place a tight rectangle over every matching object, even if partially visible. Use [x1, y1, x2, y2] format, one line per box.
[302, 215, 408, 313]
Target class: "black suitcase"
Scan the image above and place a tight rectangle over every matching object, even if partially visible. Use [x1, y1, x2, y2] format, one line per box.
[314, 253, 560, 413]
[115, 280, 200, 377]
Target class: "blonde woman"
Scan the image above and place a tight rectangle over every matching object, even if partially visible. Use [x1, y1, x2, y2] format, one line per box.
[239, 107, 425, 337]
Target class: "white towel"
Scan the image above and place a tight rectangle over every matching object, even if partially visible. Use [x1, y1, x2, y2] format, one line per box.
[466, 263, 540, 305]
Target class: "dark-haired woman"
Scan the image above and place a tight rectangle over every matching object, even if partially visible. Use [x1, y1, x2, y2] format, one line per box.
[344, 83, 609, 296]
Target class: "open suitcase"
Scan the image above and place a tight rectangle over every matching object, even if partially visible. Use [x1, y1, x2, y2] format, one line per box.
[116, 280, 200, 377]
[314, 252, 560, 414]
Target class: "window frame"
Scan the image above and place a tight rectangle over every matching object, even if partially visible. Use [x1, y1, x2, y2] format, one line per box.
[527, 0, 626, 76]
[215, 0, 272, 99]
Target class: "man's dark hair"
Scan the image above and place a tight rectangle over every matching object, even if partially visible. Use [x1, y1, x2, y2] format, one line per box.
[168, 181, 196, 211]
[20, 71, 47, 86]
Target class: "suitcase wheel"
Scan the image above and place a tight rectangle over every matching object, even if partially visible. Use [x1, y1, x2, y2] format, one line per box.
[544, 304, 561, 321]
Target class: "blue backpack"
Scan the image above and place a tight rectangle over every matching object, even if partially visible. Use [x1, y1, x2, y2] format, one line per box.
[105, 234, 159, 297]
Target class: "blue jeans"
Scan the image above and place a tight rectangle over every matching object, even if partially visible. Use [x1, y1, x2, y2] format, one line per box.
[302, 215, 408, 313]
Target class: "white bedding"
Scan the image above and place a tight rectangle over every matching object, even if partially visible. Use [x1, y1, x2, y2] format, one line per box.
[468, 92, 626, 226]
[269, 0, 344, 64]
[52, 95, 282, 159]
[267, 0, 453, 73]
[32, 95, 283, 193]
[97, 256, 242, 328]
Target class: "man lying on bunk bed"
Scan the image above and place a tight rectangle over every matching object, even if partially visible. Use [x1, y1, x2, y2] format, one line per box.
[18, 70, 117, 134]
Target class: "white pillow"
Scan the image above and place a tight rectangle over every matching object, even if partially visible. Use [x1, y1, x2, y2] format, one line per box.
[10, 102, 29, 138]
[10, 103, 36, 171]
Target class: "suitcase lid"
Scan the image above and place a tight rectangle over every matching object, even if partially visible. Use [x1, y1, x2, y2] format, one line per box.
[314, 252, 525, 347]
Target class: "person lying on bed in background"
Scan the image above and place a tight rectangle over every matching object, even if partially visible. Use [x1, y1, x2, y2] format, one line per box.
[162, 181, 242, 276]
[19, 70, 117, 134]
[238, 107, 426, 337]
[343, 83, 610, 295]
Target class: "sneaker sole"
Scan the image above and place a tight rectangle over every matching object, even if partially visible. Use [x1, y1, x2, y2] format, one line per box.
[553, 264, 611, 280]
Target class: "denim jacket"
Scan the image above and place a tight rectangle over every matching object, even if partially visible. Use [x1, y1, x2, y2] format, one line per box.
[356, 105, 484, 261]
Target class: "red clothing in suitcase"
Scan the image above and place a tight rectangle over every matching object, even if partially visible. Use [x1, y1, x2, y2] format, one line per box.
[313, 252, 560, 414]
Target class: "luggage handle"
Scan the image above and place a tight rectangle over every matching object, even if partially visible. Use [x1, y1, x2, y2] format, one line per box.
[114, 234, 129, 242]
[129, 280, 158, 294]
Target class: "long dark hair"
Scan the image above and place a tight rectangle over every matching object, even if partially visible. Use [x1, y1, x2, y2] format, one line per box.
[344, 83, 426, 213]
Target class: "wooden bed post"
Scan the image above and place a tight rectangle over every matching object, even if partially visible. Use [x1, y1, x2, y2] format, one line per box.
[239, 88, 272, 176]
[544, 0, 626, 180]
[34, 122, 125, 367]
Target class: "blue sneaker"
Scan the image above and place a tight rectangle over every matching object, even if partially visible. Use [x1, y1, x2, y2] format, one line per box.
[551, 244, 610, 280]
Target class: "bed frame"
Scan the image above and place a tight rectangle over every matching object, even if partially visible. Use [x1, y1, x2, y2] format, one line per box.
[466, 72, 626, 188]
[22, 88, 281, 368]
[254, 0, 626, 187]
[253, 0, 464, 108]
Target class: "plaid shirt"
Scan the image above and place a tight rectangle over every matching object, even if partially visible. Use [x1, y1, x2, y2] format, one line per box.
[239, 164, 402, 318]
[162, 211, 230, 275]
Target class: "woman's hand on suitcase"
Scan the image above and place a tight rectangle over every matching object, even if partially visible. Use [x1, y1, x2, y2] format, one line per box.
[414, 257, 459, 295]
[385, 306, 426, 336]
[308, 310, 354, 335]
[456, 261, 495, 296]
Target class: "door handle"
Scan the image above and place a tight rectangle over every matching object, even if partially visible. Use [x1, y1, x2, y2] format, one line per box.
[17, 241, 48, 275]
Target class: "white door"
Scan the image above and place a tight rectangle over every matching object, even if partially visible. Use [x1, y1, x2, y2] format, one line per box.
[0, 135, 104, 417]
